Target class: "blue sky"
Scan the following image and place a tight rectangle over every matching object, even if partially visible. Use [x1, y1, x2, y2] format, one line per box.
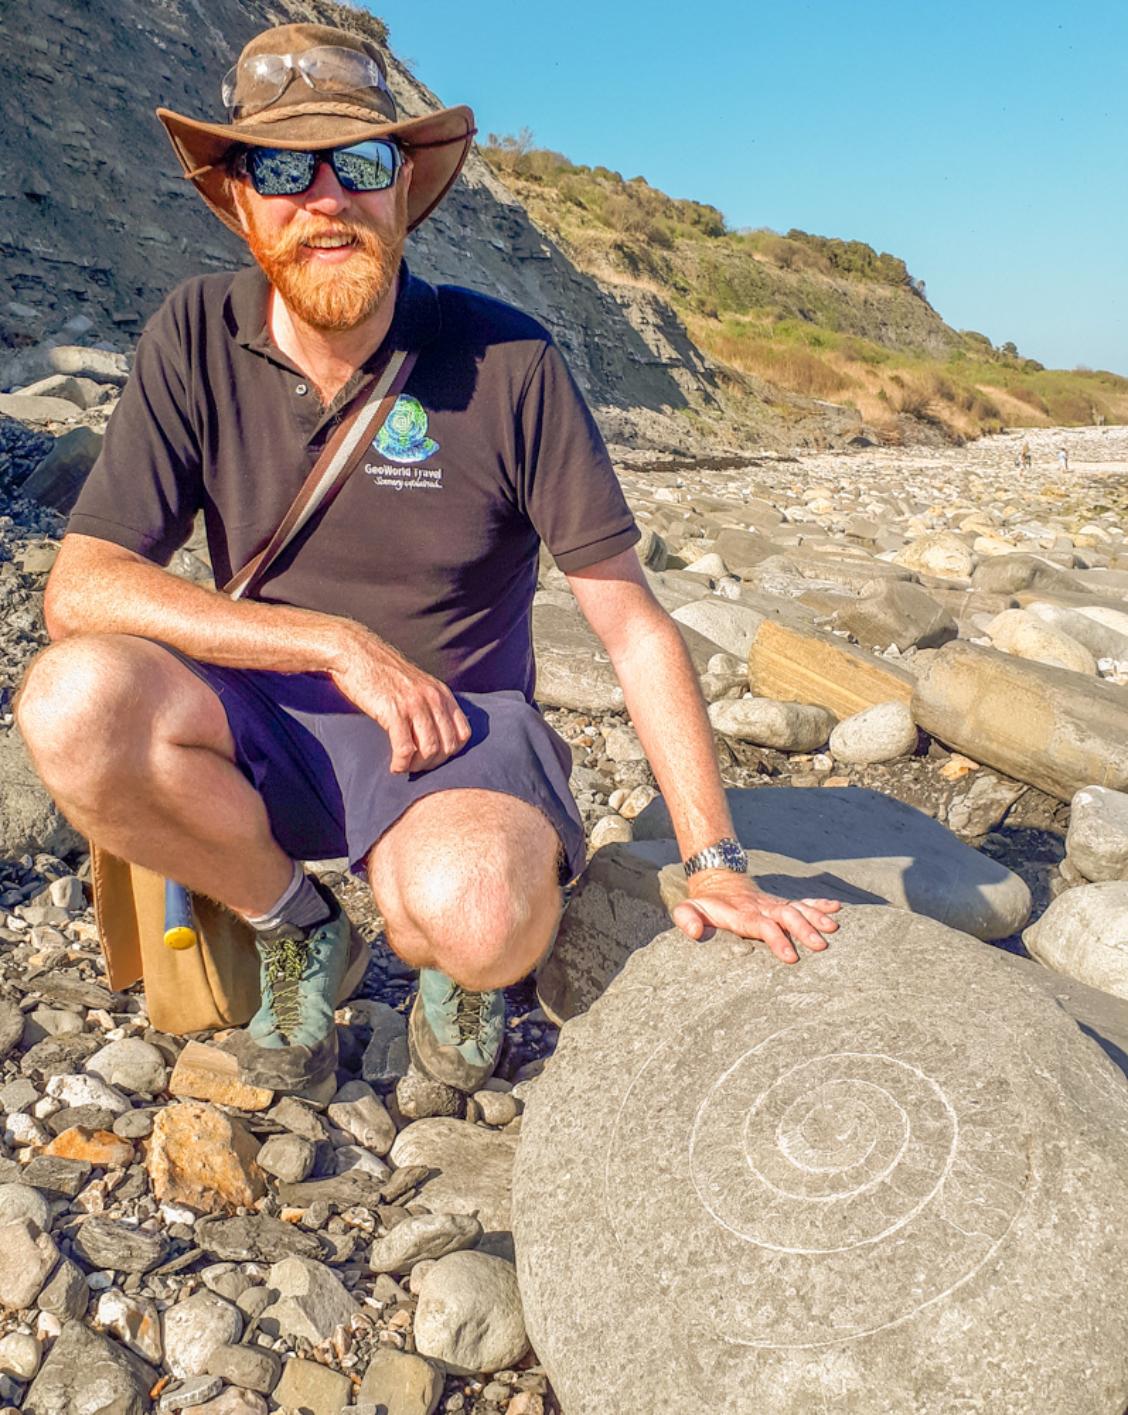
[373, 0, 1127, 376]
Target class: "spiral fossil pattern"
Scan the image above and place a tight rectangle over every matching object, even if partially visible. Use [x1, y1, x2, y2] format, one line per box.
[604, 997, 1030, 1348]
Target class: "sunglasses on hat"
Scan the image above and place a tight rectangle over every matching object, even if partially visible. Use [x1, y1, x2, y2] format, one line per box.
[222, 46, 389, 120]
[234, 139, 403, 197]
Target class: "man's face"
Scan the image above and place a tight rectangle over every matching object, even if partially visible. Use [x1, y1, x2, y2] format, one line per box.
[231, 147, 412, 333]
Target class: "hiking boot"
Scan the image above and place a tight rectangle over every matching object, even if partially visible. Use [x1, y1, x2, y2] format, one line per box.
[223, 883, 364, 1094]
[408, 968, 505, 1092]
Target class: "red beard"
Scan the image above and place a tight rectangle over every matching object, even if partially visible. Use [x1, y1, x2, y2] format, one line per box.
[234, 184, 406, 333]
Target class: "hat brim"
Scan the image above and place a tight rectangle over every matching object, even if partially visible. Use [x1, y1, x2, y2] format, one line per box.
[156, 103, 476, 235]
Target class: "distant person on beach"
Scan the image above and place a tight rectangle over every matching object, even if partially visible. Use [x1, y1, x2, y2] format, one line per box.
[14, 22, 841, 1096]
[1020, 441, 1032, 470]
[1058, 447, 1069, 471]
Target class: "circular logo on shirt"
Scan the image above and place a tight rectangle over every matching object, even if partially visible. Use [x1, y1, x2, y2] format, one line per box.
[374, 395, 440, 464]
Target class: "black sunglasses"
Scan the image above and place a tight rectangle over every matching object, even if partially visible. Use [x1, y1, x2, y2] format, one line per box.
[235, 139, 403, 197]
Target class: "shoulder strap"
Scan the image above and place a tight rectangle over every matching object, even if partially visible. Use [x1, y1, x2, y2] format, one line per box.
[223, 346, 418, 600]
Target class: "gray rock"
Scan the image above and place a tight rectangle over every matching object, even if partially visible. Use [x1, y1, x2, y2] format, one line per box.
[1067, 785, 1128, 882]
[515, 912, 1128, 1413]
[0, 1330, 41, 1379]
[0, 1219, 58, 1309]
[258, 1256, 358, 1345]
[204, 1343, 281, 1395]
[0, 1183, 51, 1230]
[0, 392, 80, 424]
[413, 1252, 528, 1376]
[24, 1320, 155, 1415]
[19, 426, 103, 514]
[987, 609, 1097, 676]
[707, 697, 835, 751]
[946, 773, 1027, 838]
[829, 578, 957, 652]
[635, 786, 1029, 940]
[359, 1003, 410, 1088]
[829, 700, 918, 764]
[389, 1120, 518, 1239]
[913, 641, 1128, 802]
[395, 1068, 467, 1120]
[265, 1095, 330, 1143]
[671, 599, 764, 658]
[327, 1080, 397, 1155]
[21, 1155, 91, 1197]
[35, 1257, 88, 1320]
[162, 1291, 242, 1379]
[47, 345, 131, 386]
[15, 373, 98, 409]
[1027, 601, 1128, 663]
[358, 1349, 443, 1415]
[74, 1217, 169, 1274]
[369, 1212, 483, 1274]
[192, 1214, 323, 1264]
[1024, 883, 1128, 1000]
[0, 1002, 25, 1063]
[971, 553, 1081, 597]
[254, 1132, 315, 1184]
[85, 1038, 168, 1096]
[532, 603, 624, 712]
[159, 1376, 223, 1412]
[0, 731, 83, 860]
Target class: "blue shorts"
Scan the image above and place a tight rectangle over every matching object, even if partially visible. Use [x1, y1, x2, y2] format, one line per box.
[156, 646, 587, 884]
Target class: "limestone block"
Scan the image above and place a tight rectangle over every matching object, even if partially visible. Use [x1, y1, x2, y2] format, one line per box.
[1067, 786, 1128, 881]
[20, 425, 103, 513]
[747, 619, 914, 720]
[912, 641, 1128, 802]
[389, 1119, 518, 1240]
[971, 553, 1083, 596]
[829, 701, 918, 764]
[671, 598, 765, 658]
[711, 526, 782, 574]
[1024, 883, 1128, 1000]
[0, 391, 80, 424]
[515, 912, 1128, 1414]
[1027, 601, 1128, 663]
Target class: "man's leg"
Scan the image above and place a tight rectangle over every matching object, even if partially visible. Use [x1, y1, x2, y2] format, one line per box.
[15, 633, 291, 911]
[368, 787, 564, 1088]
[17, 634, 361, 1092]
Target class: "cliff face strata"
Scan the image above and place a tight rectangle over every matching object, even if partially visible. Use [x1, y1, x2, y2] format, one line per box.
[0, 0, 721, 432]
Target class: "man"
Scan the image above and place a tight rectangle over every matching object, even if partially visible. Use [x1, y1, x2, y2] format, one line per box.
[15, 23, 840, 1096]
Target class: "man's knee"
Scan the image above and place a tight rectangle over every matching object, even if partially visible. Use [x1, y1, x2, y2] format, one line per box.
[371, 797, 562, 990]
[16, 636, 167, 798]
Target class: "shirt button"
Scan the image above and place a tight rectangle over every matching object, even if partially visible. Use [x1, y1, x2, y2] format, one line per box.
[295, 382, 308, 396]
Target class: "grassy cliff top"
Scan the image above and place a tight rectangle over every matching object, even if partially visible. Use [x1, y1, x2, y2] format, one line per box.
[482, 133, 1128, 441]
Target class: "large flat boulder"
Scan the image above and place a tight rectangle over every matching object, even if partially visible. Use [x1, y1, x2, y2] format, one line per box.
[515, 910, 1128, 1414]
[912, 640, 1128, 802]
[634, 786, 1029, 939]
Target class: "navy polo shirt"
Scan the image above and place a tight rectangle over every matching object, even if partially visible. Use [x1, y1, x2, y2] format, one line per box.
[67, 262, 640, 699]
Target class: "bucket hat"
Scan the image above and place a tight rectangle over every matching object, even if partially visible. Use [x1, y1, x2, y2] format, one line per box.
[156, 22, 476, 235]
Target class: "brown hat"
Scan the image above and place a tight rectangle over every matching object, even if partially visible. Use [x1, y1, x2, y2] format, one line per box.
[156, 22, 476, 235]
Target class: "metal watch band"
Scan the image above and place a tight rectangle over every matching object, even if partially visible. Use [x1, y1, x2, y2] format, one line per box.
[682, 836, 748, 877]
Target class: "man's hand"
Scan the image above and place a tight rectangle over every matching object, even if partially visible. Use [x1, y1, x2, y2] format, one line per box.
[329, 630, 471, 773]
[671, 869, 842, 964]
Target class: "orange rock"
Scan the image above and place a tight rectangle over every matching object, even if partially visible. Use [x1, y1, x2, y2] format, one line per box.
[147, 1100, 265, 1214]
[45, 1126, 134, 1168]
[168, 1040, 274, 1111]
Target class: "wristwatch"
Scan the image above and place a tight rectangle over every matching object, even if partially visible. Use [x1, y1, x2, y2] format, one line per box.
[683, 837, 748, 877]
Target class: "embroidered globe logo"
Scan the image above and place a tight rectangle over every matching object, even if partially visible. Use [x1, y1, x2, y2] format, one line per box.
[374, 395, 439, 464]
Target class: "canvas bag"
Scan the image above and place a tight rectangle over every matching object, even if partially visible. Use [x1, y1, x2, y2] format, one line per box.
[90, 347, 418, 1034]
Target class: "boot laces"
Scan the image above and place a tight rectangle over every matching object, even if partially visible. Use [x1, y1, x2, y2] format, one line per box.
[454, 987, 490, 1045]
[261, 935, 309, 1038]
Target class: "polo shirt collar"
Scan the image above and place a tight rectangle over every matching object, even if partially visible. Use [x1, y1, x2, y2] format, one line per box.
[225, 257, 441, 361]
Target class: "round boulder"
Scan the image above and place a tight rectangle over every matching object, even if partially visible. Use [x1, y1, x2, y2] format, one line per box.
[829, 700, 918, 764]
[1066, 786, 1128, 882]
[1024, 882, 1128, 1000]
[413, 1251, 528, 1375]
[986, 609, 1097, 677]
[514, 911, 1128, 1413]
[707, 697, 835, 752]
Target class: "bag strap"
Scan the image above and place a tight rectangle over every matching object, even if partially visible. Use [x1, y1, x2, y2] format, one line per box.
[223, 346, 419, 600]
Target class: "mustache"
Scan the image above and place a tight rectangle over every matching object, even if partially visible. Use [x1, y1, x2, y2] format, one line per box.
[271, 218, 383, 261]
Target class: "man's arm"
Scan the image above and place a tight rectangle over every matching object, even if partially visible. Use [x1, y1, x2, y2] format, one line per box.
[42, 533, 470, 773]
[566, 548, 840, 962]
